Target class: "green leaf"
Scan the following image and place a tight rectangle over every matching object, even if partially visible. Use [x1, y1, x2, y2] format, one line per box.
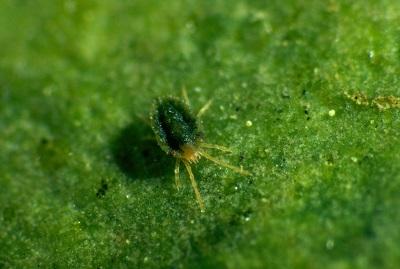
[1, 1, 399, 268]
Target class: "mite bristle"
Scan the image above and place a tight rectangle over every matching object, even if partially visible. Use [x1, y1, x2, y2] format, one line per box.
[199, 142, 233, 153]
[198, 151, 252, 176]
[183, 160, 205, 210]
[174, 159, 181, 190]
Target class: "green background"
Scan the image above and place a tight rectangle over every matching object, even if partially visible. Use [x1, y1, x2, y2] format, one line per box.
[1, 0, 399, 268]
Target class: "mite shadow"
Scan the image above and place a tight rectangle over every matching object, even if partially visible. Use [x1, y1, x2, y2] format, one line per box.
[111, 120, 173, 181]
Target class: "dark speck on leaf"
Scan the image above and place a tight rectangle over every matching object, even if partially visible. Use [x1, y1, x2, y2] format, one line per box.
[96, 179, 108, 198]
[241, 208, 253, 219]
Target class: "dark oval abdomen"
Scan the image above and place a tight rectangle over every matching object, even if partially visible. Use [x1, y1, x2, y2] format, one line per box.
[153, 98, 200, 152]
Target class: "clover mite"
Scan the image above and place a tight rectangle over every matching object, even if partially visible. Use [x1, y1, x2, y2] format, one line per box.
[150, 89, 250, 211]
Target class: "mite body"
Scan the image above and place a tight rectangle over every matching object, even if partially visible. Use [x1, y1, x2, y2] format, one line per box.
[151, 98, 202, 163]
[150, 91, 250, 210]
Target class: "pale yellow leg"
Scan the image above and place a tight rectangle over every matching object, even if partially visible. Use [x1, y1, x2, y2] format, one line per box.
[174, 159, 181, 190]
[183, 160, 205, 211]
[199, 151, 251, 176]
[200, 142, 232, 153]
[197, 99, 213, 118]
[182, 86, 190, 106]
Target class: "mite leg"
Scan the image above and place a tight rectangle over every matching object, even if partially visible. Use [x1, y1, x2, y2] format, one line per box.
[182, 86, 190, 106]
[197, 99, 213, 118]
[174, 159, 181, 190]
[183, 160, 205, 211]
[199, 151, 251, 176]
[199, 142, 232, 153]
